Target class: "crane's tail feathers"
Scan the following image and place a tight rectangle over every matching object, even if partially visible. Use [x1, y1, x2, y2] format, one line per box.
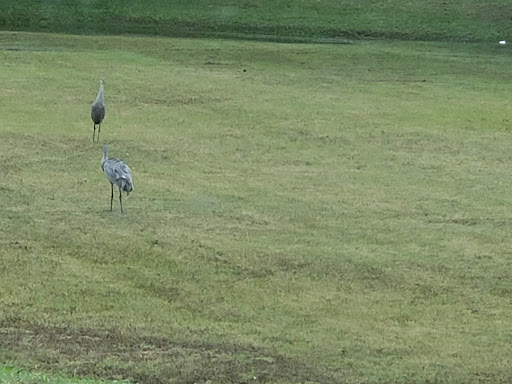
[121, 178, 133, 195]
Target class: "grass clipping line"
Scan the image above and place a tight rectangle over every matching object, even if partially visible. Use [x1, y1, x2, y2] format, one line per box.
[0, 324, 336, 384]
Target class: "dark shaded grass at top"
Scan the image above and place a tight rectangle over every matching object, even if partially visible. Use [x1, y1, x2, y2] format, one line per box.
[2, 0, 512, 43]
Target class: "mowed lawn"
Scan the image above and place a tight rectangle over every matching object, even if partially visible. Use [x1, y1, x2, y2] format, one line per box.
[1, 32, 512, 383]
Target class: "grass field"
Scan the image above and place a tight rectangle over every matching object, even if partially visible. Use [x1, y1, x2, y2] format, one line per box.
[1, 31, 512, 383]
[2, 0, 512, 42]
[0, 365, 128, 384]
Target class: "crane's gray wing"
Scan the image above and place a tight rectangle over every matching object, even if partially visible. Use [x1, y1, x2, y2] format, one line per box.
[103, 159, 133, 194]
[115, 162, 132, 176]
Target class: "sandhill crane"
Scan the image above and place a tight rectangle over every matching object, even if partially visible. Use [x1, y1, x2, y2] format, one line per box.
[91, 79, 105, 142]
[101, 146, 133, 213]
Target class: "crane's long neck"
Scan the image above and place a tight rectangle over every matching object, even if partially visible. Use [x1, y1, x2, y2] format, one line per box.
[101, 146, 108, 170]
[95, 83, 104, 104]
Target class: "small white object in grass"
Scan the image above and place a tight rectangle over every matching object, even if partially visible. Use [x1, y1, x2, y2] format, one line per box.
[499, 40, 507, 45]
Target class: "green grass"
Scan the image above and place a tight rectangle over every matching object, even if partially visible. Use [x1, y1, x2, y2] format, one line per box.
[2, 31, 512, 383]
[0, 365, 128, 384]
[2, 0, 512, 42]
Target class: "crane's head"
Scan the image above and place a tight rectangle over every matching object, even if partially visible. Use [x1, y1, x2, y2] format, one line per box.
[100, 78, 105, 85]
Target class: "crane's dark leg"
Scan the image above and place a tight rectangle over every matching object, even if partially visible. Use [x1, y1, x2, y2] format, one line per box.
[110, 184, 114, 211]
[97, 123, 101, 142]
[93, 124, 96, 142]
[119, 188, 123, 213]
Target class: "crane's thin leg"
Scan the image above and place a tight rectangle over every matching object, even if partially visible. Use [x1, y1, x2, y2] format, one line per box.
[93, 125, 96, 142]
[119, 188, 123, 213]
[97, 123, 101, 142]
[110, 184, 114, 211]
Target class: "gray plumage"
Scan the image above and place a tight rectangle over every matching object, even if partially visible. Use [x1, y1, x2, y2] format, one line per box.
[91, 79, 105, 143]
[101, 145, 133, 213]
